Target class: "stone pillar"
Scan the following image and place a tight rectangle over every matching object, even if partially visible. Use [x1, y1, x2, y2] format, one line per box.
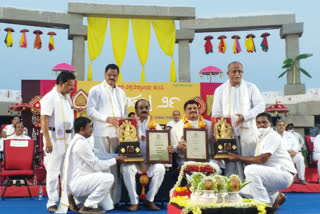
[176, 29, 195, 82]
[280, 23, 305, 95]
[71, 36, 86, 80]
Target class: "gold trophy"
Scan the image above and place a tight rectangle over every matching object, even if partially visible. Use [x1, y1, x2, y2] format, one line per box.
[212, 117, 237, 159]
[118, 119, 144, 162]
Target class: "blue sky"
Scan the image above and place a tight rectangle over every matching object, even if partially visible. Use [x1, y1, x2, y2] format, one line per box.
[0, 0, 318, 92]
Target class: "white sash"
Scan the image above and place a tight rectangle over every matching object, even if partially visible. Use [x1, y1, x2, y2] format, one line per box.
[102, 81, 125, 118]
[55, 134, 84, 214]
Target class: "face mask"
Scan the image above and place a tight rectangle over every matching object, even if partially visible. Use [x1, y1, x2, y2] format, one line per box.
[288, 129, 294, 133]
[257, 126, 271, 136]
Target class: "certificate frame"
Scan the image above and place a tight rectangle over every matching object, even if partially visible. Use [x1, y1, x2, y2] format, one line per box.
[184, 128, 208, 162]
[146, 130, 172, 164]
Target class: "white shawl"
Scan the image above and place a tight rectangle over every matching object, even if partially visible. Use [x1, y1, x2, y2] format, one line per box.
[55, 134, 83, 213]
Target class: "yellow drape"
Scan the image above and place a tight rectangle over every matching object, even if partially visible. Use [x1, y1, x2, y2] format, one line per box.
[132, 19, 151, 82]
[245, 37, 255, 53]
[110, 18, 130, 82]
[6, 31, 13, 47]
[87, 17, 108, 81]
[152, 20, 176, 82]
[233, 38, 237, 53]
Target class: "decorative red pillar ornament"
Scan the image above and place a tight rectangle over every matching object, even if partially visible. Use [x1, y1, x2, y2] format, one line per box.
[19, 29, 29, 48]
[245, 34, 256, 53]
[260, 32, 270, 52]
[48, 32, 56, 51]
[218, 35, 227, 54]
[33, 30, 43, 50]
[231, 35, 241, 54]
[204, 35, 213, 54]
[4, 27, 14, 47]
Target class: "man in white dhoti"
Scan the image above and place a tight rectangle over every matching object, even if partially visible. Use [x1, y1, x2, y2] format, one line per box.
[229, 112, 296, 210]
[121, 99, 165, 211]
[313, 133, 320, 183]
[56, 117, 126, 214]
[87, 64, 127, 205]
[166, 110, 182, 130]
[212, 61, 265, 177]
[276, 120, 307, 185]
[169, 100, 222, 174]
[40, 71, 75, 213]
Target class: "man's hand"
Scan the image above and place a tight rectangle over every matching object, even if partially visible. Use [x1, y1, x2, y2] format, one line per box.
[177, 140, 187, 151]
[45, 140, 53, 153]
[234, 114, 244, 127]
[106, 117, 119, 128]
[228, 152, 241, 161]
[289, 150, 297, 157]
[1, 132, 7, 138]
[116, 155, 126, 164]
[167, 145, 174, 153]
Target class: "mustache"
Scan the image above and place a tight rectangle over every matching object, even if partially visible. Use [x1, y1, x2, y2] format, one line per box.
[141, 111, 148, 114]
[190, 111, 197, 114]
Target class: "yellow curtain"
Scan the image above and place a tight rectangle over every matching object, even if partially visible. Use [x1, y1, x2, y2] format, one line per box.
[110, 18, 130, 82]
[132, 19, 151, 82]
[87, 17, 108, 81]
[152, 20, 176, 82]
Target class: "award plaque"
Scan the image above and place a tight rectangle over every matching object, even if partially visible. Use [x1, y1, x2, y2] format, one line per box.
[118, 118, 144, 162]
[211, 117, 237, 159]
[146, 130, 171, 164]
[184, 128, 209, 162]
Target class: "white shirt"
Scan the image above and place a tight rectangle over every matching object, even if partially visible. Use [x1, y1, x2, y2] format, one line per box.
[313, 134, 320, 153]
[290, 131, 304, 150]
[40, 87, 74, 131]
[256, 130, 296, 174]
[7, 134, 31, 140]
[166, 120, 182, 128]
[87, 81, 127, 137]
[279, 131, 300, 152]
[69, 134, 117, 185]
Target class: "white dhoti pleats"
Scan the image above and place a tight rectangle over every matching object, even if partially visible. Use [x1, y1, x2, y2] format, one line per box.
[69, 172, 114, 211]
[243, 164, 294, 205]
[94, 136, 121, 204]
[121, 163, 165, 205]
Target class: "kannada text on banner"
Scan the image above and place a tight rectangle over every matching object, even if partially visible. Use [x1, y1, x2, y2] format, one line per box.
[77, 81, 201, 124]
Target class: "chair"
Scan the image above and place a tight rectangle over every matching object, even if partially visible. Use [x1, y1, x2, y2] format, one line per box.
[1, 139, 35, 199]
[305, 136, 318, 167]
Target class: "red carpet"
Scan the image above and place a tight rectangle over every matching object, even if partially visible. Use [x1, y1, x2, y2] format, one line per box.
[282, 183, 320, 193]
[0, 185, 47, 197]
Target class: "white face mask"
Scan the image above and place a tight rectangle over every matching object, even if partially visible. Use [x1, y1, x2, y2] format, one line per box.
[288, 129, 294, 133]
[257, 126, 271, 136]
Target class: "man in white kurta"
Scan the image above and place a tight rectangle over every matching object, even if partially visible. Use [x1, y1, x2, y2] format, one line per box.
[170, 100, 222, 174]
[2, 116, 28, 138]
[276, 120, 307, 184]
[56, 117, 126, 214]
[229, 113, 296, 209]
[286, 123, 306, 150]
[166, 110, 182, 130]
[212, 62, 265, 176]
[121, 99, 165, 211]
[313, 134, 320, 183]
[40, 71, 75, 212]
[6, 123, 31, 140]
[87, 64, 127, 205]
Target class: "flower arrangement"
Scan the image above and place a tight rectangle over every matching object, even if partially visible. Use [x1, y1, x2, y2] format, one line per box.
[226, 174, 250, 192]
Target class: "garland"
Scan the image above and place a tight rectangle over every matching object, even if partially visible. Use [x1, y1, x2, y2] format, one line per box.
[182, 115, 207, 129]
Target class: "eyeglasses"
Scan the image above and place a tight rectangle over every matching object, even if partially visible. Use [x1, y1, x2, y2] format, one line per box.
[137, 106, 150, 110]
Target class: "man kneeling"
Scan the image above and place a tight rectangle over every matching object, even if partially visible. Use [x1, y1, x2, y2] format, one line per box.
[56, 117, 125, 214]
[228, 112, 296, 210]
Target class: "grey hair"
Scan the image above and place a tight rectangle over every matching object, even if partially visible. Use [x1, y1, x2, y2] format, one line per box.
[227, 61, 243, 70]
[276, 119, 286, 125]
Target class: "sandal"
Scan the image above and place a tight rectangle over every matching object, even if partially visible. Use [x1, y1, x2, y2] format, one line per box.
[48, 205, 57, 213]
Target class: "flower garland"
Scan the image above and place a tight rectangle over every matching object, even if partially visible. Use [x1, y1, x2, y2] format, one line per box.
[170, 198, 268, 214]
[138, 163, 150, 200]
[170, 162, 216, 199]
[182, 115, 207, 129]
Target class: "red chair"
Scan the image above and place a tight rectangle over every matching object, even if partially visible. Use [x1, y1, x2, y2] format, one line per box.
[1, 139, 35, 199]
[305, 136, 318, 167]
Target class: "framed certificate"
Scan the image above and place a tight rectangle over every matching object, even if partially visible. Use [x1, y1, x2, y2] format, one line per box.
[146, 130, 171, 164]
[184, 128, 208, 162]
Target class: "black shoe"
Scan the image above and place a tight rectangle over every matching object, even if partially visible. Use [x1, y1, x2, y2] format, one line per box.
[114, 203, 121, 209]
